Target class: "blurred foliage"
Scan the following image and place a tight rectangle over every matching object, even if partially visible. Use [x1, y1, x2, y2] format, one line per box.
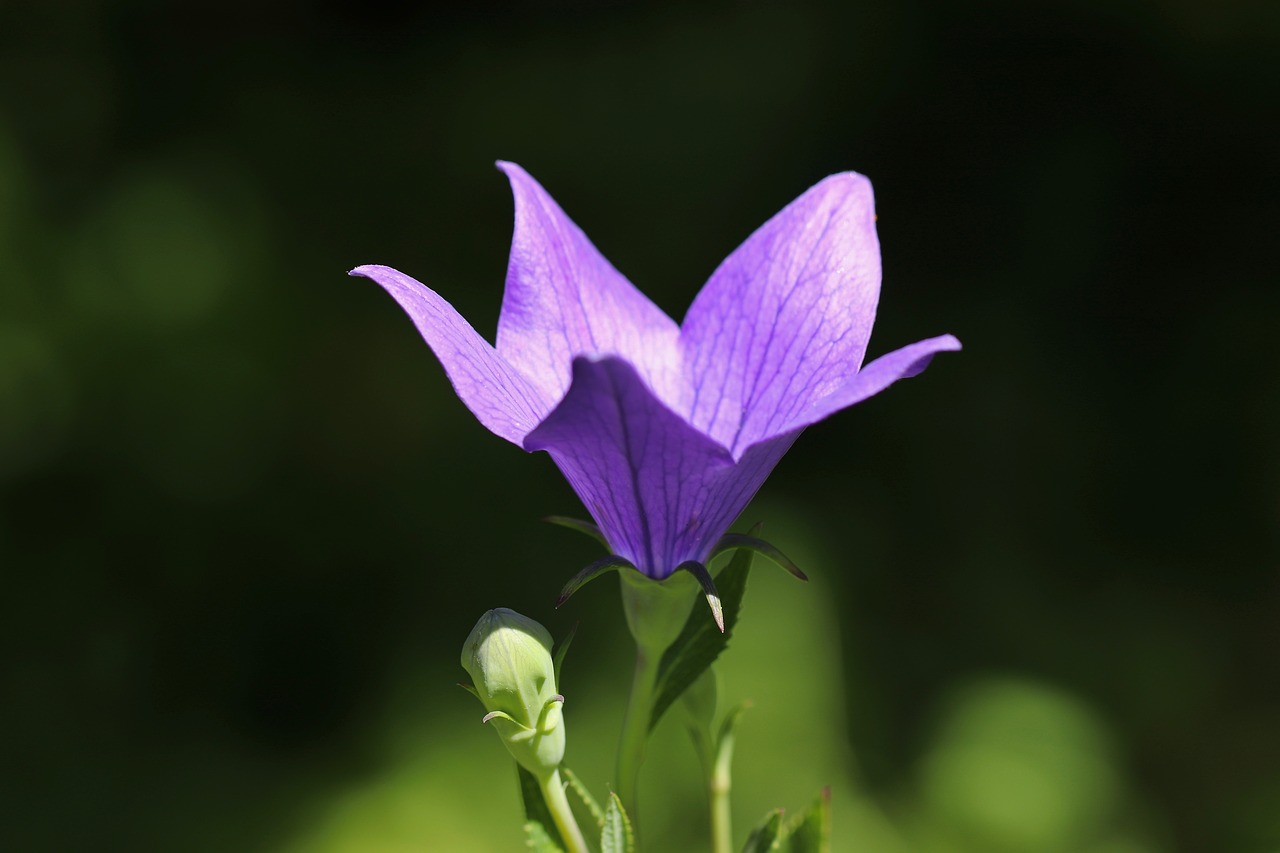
[1, 1, 1277, 851]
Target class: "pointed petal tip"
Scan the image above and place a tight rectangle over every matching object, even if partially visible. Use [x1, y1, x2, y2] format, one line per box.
[348, 263, 401, 281]
[900, 333, 963, 378]
[494, 159, 531, 184]
[819, 169, 874, 192]
[936, 333, 963, 351]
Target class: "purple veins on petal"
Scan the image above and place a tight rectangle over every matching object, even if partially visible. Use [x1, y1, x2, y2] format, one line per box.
[356, 162, 961, 579]
[679, 172, 882, 457]
[524, 355, 738, 579]
[494, 162, 683, 409]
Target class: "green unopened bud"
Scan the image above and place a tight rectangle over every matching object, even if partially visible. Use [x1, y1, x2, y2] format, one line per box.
[460, 608, 565, 777]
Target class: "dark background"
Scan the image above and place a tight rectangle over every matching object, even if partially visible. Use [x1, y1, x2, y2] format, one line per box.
[1, 1, 1276, 851]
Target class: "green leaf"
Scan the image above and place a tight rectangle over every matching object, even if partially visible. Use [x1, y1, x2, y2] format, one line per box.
[716, 700, 752, 752]
[518, 765, 566, 852]
[649, 538, 755, 730]
[741, 808, 785, 852]
[561, 766, 605, 829]
[544, 515, 609, 549]
[552, 622, 579, 687]
[524, 821, 567, 853]
[601, 791, 636, 853]
[783, 788, 831, 853]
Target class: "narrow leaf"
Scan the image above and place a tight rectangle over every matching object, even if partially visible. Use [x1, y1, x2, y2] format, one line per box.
[601, 791, 636, 853]
[649, 543, 754, 731]
[557, 555, 635, 608]
[553, 622, 579, 687]
[784, 787, 831, 853]
[561, 766, 605, 829]
[716, 700, 752, 753]
[741, 809, 785, 852]
[518, 765, 566, 851]
[544, 515, 610, 549]
[712, 534, 807, 581]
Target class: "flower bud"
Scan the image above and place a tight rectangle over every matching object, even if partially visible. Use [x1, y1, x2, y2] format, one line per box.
[460, 608, 565, 777]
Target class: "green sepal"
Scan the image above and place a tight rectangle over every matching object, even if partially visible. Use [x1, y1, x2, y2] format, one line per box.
[677, 560, 724, 632]
[648, 538, 755, 731]
[544, 515, 609, 549]
[712, 533, 807, 582]
[561, 766, 605, 829]
[783, 788, 831, 853]
[557, 555, 635, 608]
[553, 622, 579, 687]
[483, 709, 532, 729]
[741, 808, 785, 852]
[457, 681, 480, 700]
[601, 791, 636, 853]
[517, 765, 566, 852]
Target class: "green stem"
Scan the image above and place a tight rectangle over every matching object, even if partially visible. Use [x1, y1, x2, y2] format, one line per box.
[615, 642, 661, 822]
[540, 768, 591, 853]
[709, 729, 736, 853]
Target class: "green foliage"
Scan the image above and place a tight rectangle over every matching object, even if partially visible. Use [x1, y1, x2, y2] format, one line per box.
[524, 821, 566, 853]
[649, 542, 755, 730]
[518, 765, 566, 853]
[716, 700, 751, 755]
[552, 623, 579, 688]
[561, 766, 605, 830]
[742, 809, 785, 852]
[544, 516, 609, 549]
[783, 789, 831, 853]
[741, 790, 831, 853]
[601, 792, 636, 853]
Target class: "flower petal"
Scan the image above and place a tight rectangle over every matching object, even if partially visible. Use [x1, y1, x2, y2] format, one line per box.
[680, 172, 882, 457]
[524, 356, 789, 579]
[495, 162, 682, 407]
[776, 334, 962, 435]
[351, 264, 550, 444]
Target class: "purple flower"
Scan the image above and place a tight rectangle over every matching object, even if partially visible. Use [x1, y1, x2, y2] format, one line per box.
[352, 163, 959, 581]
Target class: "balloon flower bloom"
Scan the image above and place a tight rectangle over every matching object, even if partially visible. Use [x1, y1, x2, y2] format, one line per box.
[352, 163, 959, 583]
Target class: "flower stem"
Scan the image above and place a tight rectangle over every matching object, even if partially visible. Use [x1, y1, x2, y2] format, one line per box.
[540, 768, 591, 853]
[614, 569, 699, 835]
[614, 641, 661, 822]
[709, 726, 736, 853]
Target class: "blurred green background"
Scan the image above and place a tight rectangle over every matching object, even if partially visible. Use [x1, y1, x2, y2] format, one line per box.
[1, 1, 1276, 851]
